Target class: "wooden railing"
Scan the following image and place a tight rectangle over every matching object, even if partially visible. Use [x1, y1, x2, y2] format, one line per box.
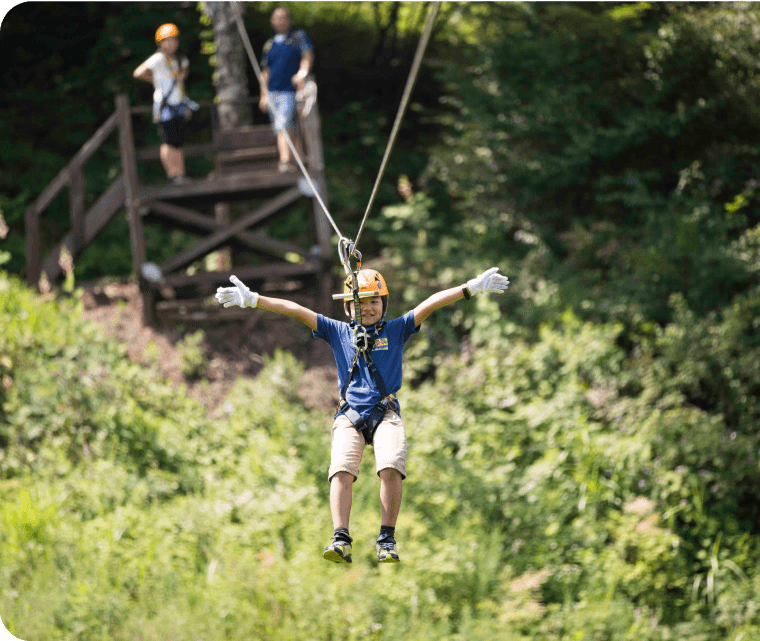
[24, 110, 120, 286]
[23, 95, 228, 287]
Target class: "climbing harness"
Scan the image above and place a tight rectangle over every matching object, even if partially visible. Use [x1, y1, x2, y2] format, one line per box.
[338, 338, 398, 445]
[232, 2, 441, 441]
[332, 262, 396, 444]
[337, 274, 395, 445]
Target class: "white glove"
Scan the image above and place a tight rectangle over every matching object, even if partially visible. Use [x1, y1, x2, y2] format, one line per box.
[467, 267, 510, 295]
[215, 275, 260, 309]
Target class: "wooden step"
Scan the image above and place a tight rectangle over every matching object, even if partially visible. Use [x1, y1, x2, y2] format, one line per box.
[135, 170, 300, 203]
[213, 125, 278, 150]
[216, 146, 279, 163]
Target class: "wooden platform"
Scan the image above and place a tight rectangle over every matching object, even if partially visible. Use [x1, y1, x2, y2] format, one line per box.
[25, 93, 334, 326]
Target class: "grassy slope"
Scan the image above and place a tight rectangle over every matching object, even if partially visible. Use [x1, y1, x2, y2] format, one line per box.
[4, 270, 760, 640]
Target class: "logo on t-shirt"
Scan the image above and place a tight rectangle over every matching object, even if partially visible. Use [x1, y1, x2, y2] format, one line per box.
[373, 338, 388, 351]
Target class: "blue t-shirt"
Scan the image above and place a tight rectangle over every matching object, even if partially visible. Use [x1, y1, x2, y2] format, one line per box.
[262, 30, 314, 92]
[313, 312, 421, 421]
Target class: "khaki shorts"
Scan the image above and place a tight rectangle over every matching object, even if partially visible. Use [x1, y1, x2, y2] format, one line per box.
[328, 410, 407, 482]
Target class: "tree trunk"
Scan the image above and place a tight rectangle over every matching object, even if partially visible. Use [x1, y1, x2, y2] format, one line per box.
[203, 0, 253, 129]
[203, 1, 253, 269]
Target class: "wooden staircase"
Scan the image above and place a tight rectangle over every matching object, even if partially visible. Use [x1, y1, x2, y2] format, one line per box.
[24, 93, 334, 325]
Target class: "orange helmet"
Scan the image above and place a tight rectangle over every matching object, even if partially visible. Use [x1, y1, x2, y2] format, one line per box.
[340, 269, 389, 318]
[155, 23, 179, 43]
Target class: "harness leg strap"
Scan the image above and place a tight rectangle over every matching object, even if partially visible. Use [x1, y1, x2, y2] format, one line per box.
[339, 400, 390, 446]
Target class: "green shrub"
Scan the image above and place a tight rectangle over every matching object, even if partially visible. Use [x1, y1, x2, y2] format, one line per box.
[5, 267, 760, 640]
[176, 329, 208, 379]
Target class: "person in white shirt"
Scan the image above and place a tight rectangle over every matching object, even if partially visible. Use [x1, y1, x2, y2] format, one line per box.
[133, 23, 191, 184]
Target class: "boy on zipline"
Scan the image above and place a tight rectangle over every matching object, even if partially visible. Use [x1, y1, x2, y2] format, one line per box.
[215, 266, 509, 564]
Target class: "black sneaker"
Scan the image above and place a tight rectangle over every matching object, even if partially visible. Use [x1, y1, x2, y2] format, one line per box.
[376, 537, 400, 563]
[323, 534, 352, 564]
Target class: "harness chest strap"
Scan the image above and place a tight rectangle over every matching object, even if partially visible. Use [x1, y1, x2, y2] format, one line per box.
[339, 324, 386, 399]
[339, 326, 397, 445]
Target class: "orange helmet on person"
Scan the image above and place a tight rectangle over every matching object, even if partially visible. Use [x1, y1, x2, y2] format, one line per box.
[342, 269, 389, 319]
[155, 23, 179, 43]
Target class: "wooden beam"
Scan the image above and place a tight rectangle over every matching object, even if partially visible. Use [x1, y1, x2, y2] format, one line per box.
[300, 102, 332, 257]
[117, 94, 155, 325]
[145, 200, 309, 261]
[25, 170, 70, 222]
[155, 292, 316, 321]
[41, 177, 125, 281]
[69, 164, 85, 254]
[159, 260, 322, 289]
[117, 94, 145, 276]
[214, 125, 277, 150]
[24, 207, 41, 286]
[158, 186, 302, 275]
[216, 146, 278, 163]
[25, 110, 118, 286]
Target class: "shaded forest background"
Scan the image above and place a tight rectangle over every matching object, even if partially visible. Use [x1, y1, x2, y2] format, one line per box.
[3, 2, 760, 640]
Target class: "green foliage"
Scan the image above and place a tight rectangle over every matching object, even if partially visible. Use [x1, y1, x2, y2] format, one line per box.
[4, 257, 760, 640]
[176, 328, 209, 379]
[0, 271, 205, 482]
[410, 2, 760, 326]
[5, 2, 760, 639]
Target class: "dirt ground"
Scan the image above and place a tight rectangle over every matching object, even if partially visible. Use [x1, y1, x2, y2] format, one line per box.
[79, 282, 340, 413]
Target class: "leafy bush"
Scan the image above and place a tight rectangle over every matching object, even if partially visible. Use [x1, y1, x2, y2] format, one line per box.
[177, 329, 209, 379]
[0, 271, 206, 482]
[5, 264, 760, 640]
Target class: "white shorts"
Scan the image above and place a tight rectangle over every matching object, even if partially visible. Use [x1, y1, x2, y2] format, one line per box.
[327, 410, 407, 482]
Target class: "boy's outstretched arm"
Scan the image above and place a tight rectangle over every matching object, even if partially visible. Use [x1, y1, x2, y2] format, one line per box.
[413, 267, 509, 327]
[215, 275, 318, 331]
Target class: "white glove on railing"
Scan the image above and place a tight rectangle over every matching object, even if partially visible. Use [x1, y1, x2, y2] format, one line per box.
[467, 267, 510, 295]
[215, 275, 260, 308]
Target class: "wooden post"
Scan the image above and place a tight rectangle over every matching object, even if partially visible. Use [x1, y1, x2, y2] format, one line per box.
[301, 103, 331, 255]
[214, 202, 232, 270]
[116, 94, 155, 325]
[24, 207, 40, 287]
[69, 164, 85, 255]
[300, 101, 333, 314]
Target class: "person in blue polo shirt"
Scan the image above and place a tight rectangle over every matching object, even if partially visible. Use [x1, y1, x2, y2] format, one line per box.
[259, 7, 314, 172]
[215, 266, 510, 565]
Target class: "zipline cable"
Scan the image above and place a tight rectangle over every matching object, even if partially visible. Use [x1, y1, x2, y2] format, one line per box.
[351, 1, 440, 255]
[232, 1, 344, 241]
